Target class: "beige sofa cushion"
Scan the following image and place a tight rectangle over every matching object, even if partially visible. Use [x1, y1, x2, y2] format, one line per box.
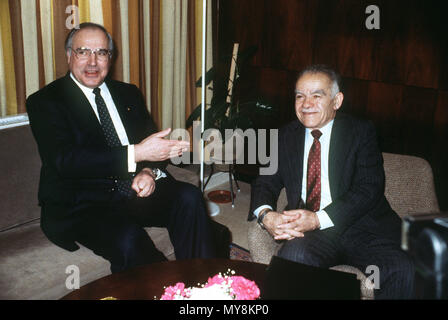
[0, 221, 174, 300]
[0, 126, 40, 231]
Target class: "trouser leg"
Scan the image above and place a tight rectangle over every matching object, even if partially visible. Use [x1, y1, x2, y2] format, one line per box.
[127, 177, 217, 260]
[277, 229, 343, 268]
[343, 231, 415, 299]
[74, 207, 167, 273]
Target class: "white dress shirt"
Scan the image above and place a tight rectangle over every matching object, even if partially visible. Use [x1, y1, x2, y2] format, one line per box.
[70, 73, 137, 172]
[254, 120, 335, 230]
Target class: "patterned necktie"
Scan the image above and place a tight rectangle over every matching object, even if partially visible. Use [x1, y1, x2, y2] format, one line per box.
[306, 129, 322, 212]
[93, 87, 134, 198]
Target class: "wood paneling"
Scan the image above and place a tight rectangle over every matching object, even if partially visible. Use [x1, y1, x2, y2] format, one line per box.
[216, 0, 448, 209]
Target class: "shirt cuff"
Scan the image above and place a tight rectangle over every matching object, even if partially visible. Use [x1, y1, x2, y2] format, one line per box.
[128, 145, 137, 173]
[253, 205, 273, 219]
[316, 210, 334, 230]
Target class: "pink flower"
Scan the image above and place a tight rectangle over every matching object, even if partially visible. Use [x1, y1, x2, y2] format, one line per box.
[229, 276, 260, 300]
[160, 282, 187, 300]
[159, 273, 260, 300]
[205, 274, 228, 288]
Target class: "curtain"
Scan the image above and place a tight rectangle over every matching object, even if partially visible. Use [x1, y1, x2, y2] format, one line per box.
[0, 0, 213, 130]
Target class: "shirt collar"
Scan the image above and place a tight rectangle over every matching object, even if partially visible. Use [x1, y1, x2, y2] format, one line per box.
[70, 73, 108, 96]
[305, 119, 334, 138]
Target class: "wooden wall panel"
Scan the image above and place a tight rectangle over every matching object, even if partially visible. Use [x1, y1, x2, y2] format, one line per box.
[433, 91, 448, 208]
[312, 0, 376, 80]
[438, 42, 448, 90]
[365, 82, 404, 153]
[217, 0, 265, 63]
[400, 87, 438, 156]
[262, 0, 316, 70]
[338, 77, 369, 117]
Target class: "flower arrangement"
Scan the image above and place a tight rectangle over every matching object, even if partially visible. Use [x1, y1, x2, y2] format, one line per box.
[159, 270, 260, 300]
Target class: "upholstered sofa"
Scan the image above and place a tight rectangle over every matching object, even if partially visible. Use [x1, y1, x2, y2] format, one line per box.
[247, 152, 440, 299]
[0, 125, 200, 300]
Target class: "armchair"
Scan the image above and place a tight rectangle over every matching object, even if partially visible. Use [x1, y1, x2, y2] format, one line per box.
[248, 153, 440, 299]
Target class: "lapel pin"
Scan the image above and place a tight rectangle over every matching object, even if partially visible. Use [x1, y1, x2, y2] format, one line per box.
[127, 106, 132, 112]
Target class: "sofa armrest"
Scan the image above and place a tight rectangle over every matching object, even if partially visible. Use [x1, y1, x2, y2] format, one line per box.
[247, 220, 282, 265]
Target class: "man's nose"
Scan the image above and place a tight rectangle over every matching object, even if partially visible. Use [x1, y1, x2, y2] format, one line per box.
[87, 52, 98, 65]
[303, 96, 313, 108]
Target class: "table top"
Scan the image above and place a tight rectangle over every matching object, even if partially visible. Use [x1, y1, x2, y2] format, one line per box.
[62, 258, 268, 300]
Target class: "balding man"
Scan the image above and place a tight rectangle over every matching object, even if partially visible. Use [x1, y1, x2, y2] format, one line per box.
[27, 22, 217, 273]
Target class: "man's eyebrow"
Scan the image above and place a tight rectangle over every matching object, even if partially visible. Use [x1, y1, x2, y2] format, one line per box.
[312, 89, 327, 95]
[294, 89, 327, 95]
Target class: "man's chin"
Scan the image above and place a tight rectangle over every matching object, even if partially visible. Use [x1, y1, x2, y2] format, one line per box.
[79, 77, 104, 89]
[298, 116, 320, 128]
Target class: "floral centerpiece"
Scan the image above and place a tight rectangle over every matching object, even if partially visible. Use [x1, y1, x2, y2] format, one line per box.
[159, 270, 260, 300]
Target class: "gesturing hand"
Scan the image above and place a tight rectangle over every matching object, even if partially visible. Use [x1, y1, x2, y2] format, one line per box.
[135, 128, 190, 162]
[132, 168, 156, 197]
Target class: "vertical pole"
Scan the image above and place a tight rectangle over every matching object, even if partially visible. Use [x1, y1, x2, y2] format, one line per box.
[200, 0, 207, 192]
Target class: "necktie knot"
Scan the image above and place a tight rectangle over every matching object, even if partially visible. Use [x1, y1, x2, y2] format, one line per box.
[311, 129, 322, 140]
[93, 87, 101, 96]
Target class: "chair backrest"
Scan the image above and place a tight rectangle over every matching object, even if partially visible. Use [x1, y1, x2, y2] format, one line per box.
[382, 152, 439, 218]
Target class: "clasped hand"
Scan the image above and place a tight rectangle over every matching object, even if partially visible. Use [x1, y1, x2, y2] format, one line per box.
[264, 209, 320, 241]
[135, 128, 190, 162]
[131, 168, 156, 198]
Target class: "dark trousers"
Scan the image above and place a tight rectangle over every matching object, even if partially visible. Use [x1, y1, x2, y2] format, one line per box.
[277, 228, 415, 299]
[71, 177, 217, 273]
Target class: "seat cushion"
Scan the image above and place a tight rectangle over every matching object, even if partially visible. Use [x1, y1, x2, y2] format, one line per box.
[0, 222, 174, 300]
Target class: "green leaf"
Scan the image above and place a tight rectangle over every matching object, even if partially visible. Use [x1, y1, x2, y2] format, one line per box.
[238, 45, 258, 62]
[195, 67, 215, 87]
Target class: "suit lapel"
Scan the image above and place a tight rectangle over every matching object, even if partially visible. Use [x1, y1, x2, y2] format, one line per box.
[328, 113, 353, 199]
[105, 79, 136, 142]
[61, 74, 105, 140]
[286, 120, 305, 207]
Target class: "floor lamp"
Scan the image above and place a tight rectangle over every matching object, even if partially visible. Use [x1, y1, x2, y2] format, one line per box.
[200, 0, 220, 216]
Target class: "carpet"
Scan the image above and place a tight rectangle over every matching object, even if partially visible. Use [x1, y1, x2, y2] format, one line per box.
[229, 243, 252, 262]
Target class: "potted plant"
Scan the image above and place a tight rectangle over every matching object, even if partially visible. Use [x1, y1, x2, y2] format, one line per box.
[186, 45, 276, 140]
[186, 45, 277, 204]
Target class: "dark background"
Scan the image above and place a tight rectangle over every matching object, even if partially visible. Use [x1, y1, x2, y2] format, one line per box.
[212, 0, 448, 211]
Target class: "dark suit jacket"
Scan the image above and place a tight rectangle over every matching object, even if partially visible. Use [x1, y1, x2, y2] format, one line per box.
[26, 73, 167, 250]
[250, 112, 402, 240]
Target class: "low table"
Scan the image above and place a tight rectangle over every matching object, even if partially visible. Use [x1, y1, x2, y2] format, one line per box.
[62, 258, 268, 300]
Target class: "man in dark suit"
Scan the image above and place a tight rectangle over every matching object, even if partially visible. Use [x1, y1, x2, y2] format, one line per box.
[26, 22, 217, 273]
[250, 65, 414, 299]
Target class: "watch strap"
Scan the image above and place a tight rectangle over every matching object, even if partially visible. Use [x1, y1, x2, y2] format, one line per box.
[257, 208, 271, 229]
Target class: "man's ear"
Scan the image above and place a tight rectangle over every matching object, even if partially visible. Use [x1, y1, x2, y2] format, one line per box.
[333, 92, 344, 111]
[66, 50, 72, 64]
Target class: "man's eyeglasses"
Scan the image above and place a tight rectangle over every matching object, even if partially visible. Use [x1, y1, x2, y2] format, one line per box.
[70, 47, 112, 61]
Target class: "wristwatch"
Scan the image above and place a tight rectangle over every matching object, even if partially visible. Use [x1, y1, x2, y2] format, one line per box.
[257, 208, 271, 230]
[151, 168, 162, 180]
